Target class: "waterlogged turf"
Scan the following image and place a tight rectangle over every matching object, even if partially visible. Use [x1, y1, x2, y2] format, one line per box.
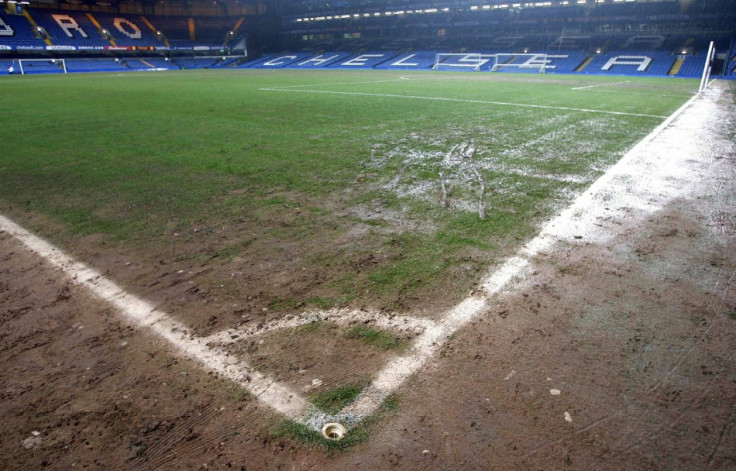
[0, 69, 698, 313]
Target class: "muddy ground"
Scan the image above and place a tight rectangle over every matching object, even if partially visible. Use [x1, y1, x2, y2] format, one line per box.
[2, 83, 735, 470]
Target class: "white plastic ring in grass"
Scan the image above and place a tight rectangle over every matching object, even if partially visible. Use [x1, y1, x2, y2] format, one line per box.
[321, 423, 347, 441]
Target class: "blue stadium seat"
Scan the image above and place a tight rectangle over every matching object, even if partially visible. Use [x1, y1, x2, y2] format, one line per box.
[0, 12, 47, 50]
[582, 51, 675, 76]
[677, 54, 708, 78]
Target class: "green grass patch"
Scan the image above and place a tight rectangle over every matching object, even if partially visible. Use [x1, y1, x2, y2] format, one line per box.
[311, 384, 364, 415]
[271, 419, 368, 452]
[346, 325, 402, 350]
[297, 320, 325, 333]
[271, 393, 400, 452]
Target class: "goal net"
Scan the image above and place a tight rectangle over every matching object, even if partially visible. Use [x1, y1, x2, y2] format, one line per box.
[18, 59, 67, 75]
[489, 53, 548, 73]
[433, 53, 492, 72]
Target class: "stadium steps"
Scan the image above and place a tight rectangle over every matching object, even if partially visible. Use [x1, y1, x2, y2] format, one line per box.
[575, 55, 594, 72]
[668, 56, 685, 75]
[22, 10, 52, 46]
[224, 17, 245, 46]
[141, 16, 170, 48]
[372, 54, 403, 68]
[86, 13, 117, 47]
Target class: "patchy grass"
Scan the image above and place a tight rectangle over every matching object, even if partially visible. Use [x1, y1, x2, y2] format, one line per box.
[297, 320, 325, 333]
[271, 393, 400, 452]
[0, 70, 698, 313]
[271, 420, 368, 452]
[311, 384, 364, 415]
[346, 325, 403, 350]
[223, 383, 250, 402]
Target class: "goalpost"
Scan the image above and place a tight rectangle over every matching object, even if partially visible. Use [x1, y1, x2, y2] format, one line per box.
[433, 53, 490, 72]
[489, 53, 548, 73]
[18, 59, 67, 75]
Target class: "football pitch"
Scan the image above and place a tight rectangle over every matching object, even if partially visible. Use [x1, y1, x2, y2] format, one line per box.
[0, 70, 697, 314]
[0, 69, 707, 449]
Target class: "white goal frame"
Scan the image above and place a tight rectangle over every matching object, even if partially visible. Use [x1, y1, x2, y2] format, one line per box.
[489, 53, 548, 73]
[18, 58, 67, 75]
[433, 53, 490, 72]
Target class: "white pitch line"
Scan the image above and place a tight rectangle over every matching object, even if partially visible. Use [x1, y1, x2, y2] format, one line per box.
[575, 89, 695, 98]
[267, 77, 415, 89]
[339, 86, 706, 421]
[571, 80, 630, 90]
[204, 308, 435, 346]
[259, 87, 668, 119]
[0, 216, 310, 421]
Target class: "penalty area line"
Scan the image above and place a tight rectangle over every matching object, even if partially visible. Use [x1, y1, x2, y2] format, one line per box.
[259, 87, 668, 119]
[571, 80, 630, 90]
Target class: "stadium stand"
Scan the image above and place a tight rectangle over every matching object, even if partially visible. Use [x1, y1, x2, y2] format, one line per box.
[677, 53, 710, 78]
[288, 52, 353, 68]
[0, 0, 733, 78]
[172, 57, 222, 69]
[241, 52, 312, 68]
[0, 12, 47, 50]
[30, 10, 112, 48]
[0, 7, 236, 51]
[327, 51, 398, 69]
[63, 58, 128, 72]
[581, 51, 676, 76]
[725, 45, 736, 78]
[375, 51, 436, 70]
